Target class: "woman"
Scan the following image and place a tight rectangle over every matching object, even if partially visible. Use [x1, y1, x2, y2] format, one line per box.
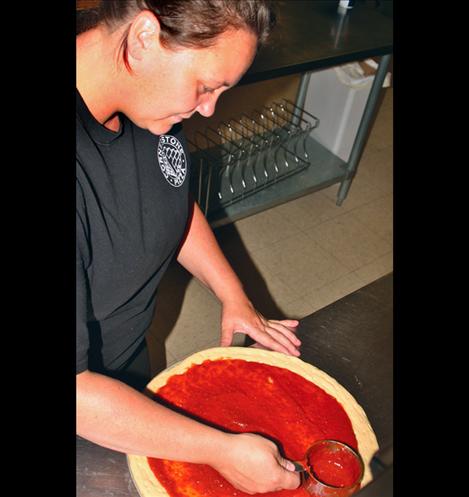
[76, 1, 301, 493]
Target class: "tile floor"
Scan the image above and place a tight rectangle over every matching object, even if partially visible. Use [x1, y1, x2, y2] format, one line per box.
[146, 88, 393, 375]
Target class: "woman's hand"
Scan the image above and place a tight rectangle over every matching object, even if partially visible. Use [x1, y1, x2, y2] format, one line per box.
[176, 203, 300, 357]
[220, 299, 301, 356]
[212, 432, 300, 494]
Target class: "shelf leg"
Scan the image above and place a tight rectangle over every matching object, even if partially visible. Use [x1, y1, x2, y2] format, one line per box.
[337, 54, 392, 206]
[292, 72, 312, 127]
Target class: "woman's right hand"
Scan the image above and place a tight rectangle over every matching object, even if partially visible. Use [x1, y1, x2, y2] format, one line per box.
[211, 432, 300, 494]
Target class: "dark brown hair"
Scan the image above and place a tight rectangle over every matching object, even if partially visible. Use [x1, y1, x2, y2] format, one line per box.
[78, 1, 276, 70]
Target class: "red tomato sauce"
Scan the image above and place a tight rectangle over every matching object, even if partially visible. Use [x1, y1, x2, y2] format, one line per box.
[148, 359, 358, 497]
[308, 445, 362, 488]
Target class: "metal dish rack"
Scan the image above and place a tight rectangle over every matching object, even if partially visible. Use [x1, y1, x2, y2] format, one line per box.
[188, 99, 319, 217]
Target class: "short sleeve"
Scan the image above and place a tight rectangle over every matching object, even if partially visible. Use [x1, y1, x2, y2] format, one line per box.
[76, 181, 91, 374]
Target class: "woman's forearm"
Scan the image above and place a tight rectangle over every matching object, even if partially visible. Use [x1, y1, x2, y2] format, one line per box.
[77, 371, 300, 493]
[76, 370, 227, 463]
[176, 200, 301, 355]
[176, 201, 249, 305]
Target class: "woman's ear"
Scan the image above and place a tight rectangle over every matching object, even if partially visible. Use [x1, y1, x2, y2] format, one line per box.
[126, 10, 161, 64]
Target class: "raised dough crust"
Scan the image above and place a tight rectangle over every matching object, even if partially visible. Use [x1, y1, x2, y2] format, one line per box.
[127, 347, 379, 497]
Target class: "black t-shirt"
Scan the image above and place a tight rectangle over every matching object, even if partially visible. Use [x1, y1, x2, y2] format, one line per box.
[76, 90, 191, 375]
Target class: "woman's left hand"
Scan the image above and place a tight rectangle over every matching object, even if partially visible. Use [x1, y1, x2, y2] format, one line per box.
[219, 299, 301, 357]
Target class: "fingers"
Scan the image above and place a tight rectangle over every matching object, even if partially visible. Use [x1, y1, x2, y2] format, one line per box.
[220, 433, 300, 493]
[277, 457, 301, 490]
[249, 342, 269, 350]
[281, 469, 301, 490]
[251, 331, 295, 356]
[268, 320, 302, 347]
[219, 301, 301, 356]
[219, 329, 233, 347]
[264, 325, 301, 356]
[224, 321, 301, 356]
[249, 320, 301, 356]
[272, 319, 300, 328]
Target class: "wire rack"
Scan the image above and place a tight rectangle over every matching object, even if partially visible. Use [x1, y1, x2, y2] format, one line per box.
[188, 99, 319, 216]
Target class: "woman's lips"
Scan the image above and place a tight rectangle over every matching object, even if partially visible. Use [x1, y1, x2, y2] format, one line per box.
[169, 112, 194, 124]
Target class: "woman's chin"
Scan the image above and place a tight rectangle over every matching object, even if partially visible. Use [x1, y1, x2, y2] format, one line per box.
[147, 118, 181, 136]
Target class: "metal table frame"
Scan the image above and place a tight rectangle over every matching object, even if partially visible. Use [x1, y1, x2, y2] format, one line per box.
[295, 53, 392, 205]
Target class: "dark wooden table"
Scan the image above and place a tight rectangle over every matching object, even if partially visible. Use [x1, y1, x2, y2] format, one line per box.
[296, 273, 393, 450]
[294, 273, 393, 497]
[77, 273, 393, 496]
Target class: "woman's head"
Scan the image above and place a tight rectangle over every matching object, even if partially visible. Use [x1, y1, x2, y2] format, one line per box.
[94, 0, 275, 69]
[77, 1, 276, 135]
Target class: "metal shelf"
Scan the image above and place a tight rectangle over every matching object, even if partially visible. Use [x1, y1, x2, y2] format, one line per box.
[188, 99, 345, 227]
[191, 134, 348, 228]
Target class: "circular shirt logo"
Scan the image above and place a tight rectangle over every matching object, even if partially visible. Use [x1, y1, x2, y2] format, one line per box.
[157, 135, 187, 187]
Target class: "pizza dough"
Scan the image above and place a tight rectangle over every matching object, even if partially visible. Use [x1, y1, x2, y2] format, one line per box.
[127, 347, 379, 496]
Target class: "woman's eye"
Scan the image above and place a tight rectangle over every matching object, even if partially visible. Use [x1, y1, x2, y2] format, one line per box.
[202, 86, 215, 94]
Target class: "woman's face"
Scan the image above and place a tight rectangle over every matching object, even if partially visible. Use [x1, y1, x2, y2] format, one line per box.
[122, 27, 258, 135]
